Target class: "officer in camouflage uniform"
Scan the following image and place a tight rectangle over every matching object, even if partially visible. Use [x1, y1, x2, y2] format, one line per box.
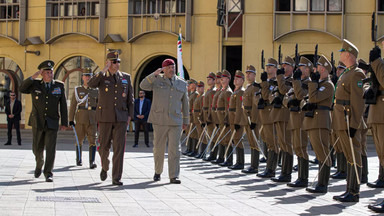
[20, 60, 68, 182]
[242, 65, 261, 173]
[69, 68, 98, 169]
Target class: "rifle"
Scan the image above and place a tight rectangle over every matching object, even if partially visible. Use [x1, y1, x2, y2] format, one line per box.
[295, 44, 299, 68]
[330, 52, 338, 85]
[278, 45, 282, 66]
[261, 50, 265, 71]
[313, 44, 318, 67]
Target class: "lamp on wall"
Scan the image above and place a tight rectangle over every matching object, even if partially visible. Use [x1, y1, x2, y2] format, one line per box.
[25, 50, 40, 56]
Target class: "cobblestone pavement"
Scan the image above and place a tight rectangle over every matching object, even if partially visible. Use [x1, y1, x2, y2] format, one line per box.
[0, 129, 383, 215]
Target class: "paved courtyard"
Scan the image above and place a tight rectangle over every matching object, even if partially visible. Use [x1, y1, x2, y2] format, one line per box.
[0, 129, 383, 215]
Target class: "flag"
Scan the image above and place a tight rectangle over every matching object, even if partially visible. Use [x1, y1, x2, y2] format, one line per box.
[177, 27, 184, 79]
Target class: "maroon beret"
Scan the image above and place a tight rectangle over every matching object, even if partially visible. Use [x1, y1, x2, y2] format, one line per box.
[162, 59, 175, 67]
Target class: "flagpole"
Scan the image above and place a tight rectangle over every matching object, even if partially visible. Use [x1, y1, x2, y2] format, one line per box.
[177, 24, 184, 79]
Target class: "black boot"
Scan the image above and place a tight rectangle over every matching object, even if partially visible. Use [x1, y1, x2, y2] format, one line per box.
[204, 144, 218, 161]
[309, 157, 319, 164]
[367, 165, 384, 188]
[219, 146, 233, 167]
[368, 200, 384, 213]
[89, 146, 97, 169]
[361, 155, 368, 184]
[242, 149, 259, 174]
[288, 157, 308, 187]
[229, 148, 244, 170]
[331, 153, 347, 179]
[260, 141, 268, 163]
[211, 145, 225, 164]
[278, 151, 283, 167]
[334, 164, 361, 202]
[187, 139, 198, 157]
[76, 145, 82, 166]
[257, 150, 278, 178]
[182, 138, 193, 155]
[195, 143, 207, 159]
[306, 162, 330, 193]
[272, 152, 292, 182]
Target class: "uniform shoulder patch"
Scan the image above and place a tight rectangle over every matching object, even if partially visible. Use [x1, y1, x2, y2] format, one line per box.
[357, 80, 363, 88]
[319, 86, 325, 91]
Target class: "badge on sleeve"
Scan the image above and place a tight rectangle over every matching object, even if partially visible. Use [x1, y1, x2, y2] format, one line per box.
[319, 86, 325, 91]
[357, 81, 363, 88]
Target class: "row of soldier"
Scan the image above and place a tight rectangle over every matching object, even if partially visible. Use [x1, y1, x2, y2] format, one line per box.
[181, 39, 384, 211]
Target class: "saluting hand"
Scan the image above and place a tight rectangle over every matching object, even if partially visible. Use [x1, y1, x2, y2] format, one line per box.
[32, 69, 43, 79]
[102, 60, 112, 73]
[154, 68, 163, 76]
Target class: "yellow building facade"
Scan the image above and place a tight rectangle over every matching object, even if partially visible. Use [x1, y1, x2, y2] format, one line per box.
[0, 0, 382, 128]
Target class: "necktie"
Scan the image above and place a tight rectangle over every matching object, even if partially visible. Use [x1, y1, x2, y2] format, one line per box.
[169, 78, 173, 86]
[113, 74, 117, 83]
[46, 83, 50, 92]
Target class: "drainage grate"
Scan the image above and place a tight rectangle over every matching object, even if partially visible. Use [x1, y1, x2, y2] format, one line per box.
[36, 196, 100, 203]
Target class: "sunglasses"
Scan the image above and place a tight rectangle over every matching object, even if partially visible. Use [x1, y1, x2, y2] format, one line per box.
[112, 60, 121, 64]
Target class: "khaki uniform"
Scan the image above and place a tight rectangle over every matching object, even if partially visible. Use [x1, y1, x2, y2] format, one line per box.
[228, 87, 247, 148]
[243, 82, 261, 150]
[88, 70, 134, 182]
[140, 72, 188, 179]
[216, 86, 233, 145]
[188, 91, 199, 139]
[203, 86, 216, 142]
[193, 93, 206, 144]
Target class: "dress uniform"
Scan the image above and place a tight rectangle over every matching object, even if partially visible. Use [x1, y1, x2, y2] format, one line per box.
[257, 58, 279, 178]
[227, 71, 247, 170]
[366, 46, 384, 189]
[332, 39, 366, 202]
[201, 72, 217, 161]
[207, 72, 223, 162]
[19, 60, 68, 182]
[271, 58, 294, 183]
[242, 65, 261, 173]
[303, 55, 334, 193]
[193, 81, 206, 159]
[68, 68, 98, 169]
[140, 59, 189, 184]
[330, 61, 348, 180]
[287, 56, 311, 187]
[87, 52, 134, 185]
[183, 79, 198, 156]
[212, 70, 233, 166]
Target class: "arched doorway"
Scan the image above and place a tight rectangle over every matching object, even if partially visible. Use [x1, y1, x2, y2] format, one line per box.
[54, 56, 99, 107]
[0, 57, 24, 128]
[134, 55, 189, 101]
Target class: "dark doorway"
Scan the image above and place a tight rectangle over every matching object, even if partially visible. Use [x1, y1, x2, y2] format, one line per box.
[134, 55, 189, 101]
[224, 46, 242, 90]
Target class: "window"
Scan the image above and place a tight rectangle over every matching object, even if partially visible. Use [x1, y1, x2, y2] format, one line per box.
[295, 0, 307, 11]
[47, 0, 100, 18]
[130, 0, 186, 14]
[0, 0, 19, 20]
[227, 0, 242, 13]
[276, 0, 342, 12]
[328, 0, 342, 11]
[276, 0, 290, 11]
[311, 0, 324, 11]
[163, 0, 176, 13]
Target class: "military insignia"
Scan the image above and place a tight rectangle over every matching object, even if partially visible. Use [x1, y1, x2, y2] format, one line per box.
[348, 47, 352, 52]
[122, 79, 128, 84]
[105, 88, 109, 92]
[79, 92, 85, 95]
[52, 87, 61, 95]
[122, 93, 126, 97]
[357, 80, 363, 88]
[269, 86, 274, 91]
[319, 86, 325, 91]
[35, 96, 39, 100]
[34, 90, 41, 94]
[48, 62, 51, 66]
[104, 80, 110, 84]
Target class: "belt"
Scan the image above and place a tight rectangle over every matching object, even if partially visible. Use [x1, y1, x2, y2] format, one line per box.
[316, 105, 331, 111]
[78, 106, 96, 110]
[336, 99, 350, 105]
[212, 108, 217, 111]
[229, 108, 236, 112]
[203, 107, 209, 110]
[193, 109, 201, 112]
[244, 106, 252, 110]
[189, 109, 193, 112]
[217, 107, 225, 111]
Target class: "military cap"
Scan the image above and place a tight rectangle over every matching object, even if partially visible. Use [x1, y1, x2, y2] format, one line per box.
[337, 61, 346, 69]
[339, 39, 359, 58]
[106, 51, 120, 61]
[216, 71, 222, 78]
[246, 65, 256, 73]
[207, 72, 216, 79]
[266, 58, 278, 67]
[188, 79, 197, 84]
[221, 69, 231, 78]
[317, 55, 332, 72]
[235, 70, 245, 79]
[162, 59, 175, 67]
[38, 60, 54, 70]
[82, 67, 93, 76]
[298, 56, 313, 69]
[197, 81, 205, 87]
[282, 56, 295, 67]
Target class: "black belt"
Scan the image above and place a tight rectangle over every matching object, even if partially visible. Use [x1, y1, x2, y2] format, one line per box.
[194, 109, 201, 112]
[217, 107, 225, 111]
[244, 106, 252, 110]
[78, 106, 96, 110]
[203, 107, 209, 110]
[229, 108, 236, 111]
[336, 99, 350, 105]
[316, 105, 331, 111]
[212, 108, 217, 111]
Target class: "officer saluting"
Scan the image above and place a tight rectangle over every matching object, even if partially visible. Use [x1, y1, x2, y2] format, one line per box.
[88, 52, 134, 186]
[68, 68, 98, 169]
[20, 60, 68, 182]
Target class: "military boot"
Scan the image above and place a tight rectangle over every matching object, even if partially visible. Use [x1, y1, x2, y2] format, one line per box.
[272, 152, 292, 182]
[367, 165, 384, 188]
[204, 144, 218, 161]
[306, 162, 330, 193]
[278, 151, 283, 167]
[76, 145, 82, 166]
[195, 143, 207, 159]
[257, 150, 278, 178]
[89, 146, 97, 169]
[337, 164, 361, 202]
[187, 139, 198, 157]
[368, 200, 384, 213]
[259, 141, 268, 163]
[361, 155, 368, 184]
[331, 153, 347, 179]
[229, 148, 244, 170]
[219, 146, 233, 167]
[211, 144, 225, 164]
[182, 138, 193, 155]
[242, 149, 260, 174]
[287, 157, 308, 187]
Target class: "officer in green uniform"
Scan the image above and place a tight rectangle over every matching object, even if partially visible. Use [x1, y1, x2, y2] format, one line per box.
[88, 52, 134, 186]
[69, 68, 98, 169]
[20, 60, 68, 182]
